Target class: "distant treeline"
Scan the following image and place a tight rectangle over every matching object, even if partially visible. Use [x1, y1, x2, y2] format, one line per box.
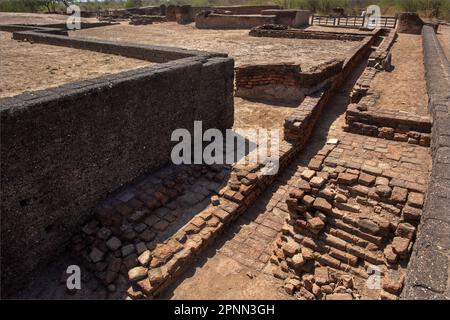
[0, 0, 448, 19]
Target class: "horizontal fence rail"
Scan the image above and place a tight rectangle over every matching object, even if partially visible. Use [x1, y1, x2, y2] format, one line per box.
[311, 15, 397, 29]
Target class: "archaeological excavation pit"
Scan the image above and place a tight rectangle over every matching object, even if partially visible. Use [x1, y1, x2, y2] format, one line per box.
[0, 7, 449, 302]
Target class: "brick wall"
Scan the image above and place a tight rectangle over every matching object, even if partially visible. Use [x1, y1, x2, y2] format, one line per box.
[0, 35, 234, 296]
[235, 59, 343, 103]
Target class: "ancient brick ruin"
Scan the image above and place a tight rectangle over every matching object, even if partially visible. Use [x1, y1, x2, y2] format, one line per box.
[0, 6, 448, 301]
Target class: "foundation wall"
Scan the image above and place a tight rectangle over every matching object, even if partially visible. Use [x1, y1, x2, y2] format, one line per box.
[0, 36, 234, 296]
[196, 13, 276, 29]
[235, 59, 344, 103]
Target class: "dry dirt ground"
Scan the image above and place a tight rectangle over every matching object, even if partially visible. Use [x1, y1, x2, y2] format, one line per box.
[233, 97, 296, 132]
[0, 32, 150, 98]
[0, 12, 97, 25]
[369, 33, 429, 116]
[68, 22, 359, 68]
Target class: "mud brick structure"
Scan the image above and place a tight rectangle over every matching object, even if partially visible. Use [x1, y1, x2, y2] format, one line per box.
[126, 6, 165, 16]
[196, 11, 277, 29]
[396, 12, 424, 35]
[260, 9, 311, 27]
[1, 9, 448, 300]
[284, 34, 382, 142]
[0, 27, 234, 296]
[98, 5, 166, 21]
[129, 15, 167, 25]
[0, 21, 114, 34]
[175, 5, 193, 25]
[215, 5, 280, 15]
[235, 59, 343, 103]
[165, 4, 281, 26]
[166, 5, 177, 21]
[345, 28, 431, 146]
[249, 25, 368, 41]
[345, 100, 431, 146]
[55, 28, 386, 300]
[350, 29, 397, 102]
[403, 25, 450, 299]
[272, 140, 427, 299]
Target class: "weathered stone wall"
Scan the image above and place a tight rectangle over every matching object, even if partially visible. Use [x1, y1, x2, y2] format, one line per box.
[396, 12, 424, 35]
[402, 25, 450, 300]
[175, 5, 193, 24]
[235, 59, 344, 103]
[345, 99, 431, 146]
[166, 5, 177, 21]
[196, 12, 276, 29]
[285, 34, 380, 142]
[261, 9, 310, 27]
[0, 35, 234, 296]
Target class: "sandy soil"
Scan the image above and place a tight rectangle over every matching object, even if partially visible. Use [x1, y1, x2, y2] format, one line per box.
[0, 12, 98, 25]
[163, 253, 292, 300]
[0, 32, 150, 98]
[369, 33, 429, 116]
[437, 24, 450, 61]
[68, 22, 359, 68]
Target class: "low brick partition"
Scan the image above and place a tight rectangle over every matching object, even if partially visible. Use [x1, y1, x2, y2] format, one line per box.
[12, 29, 224, 63]
[368, 28, 397, 69]
[0, 22, 115, 33]
[56, 28, 385, 299]
[129, 15, 167, 25]
[196, 12, 276, 29]
[249, 25, 368, 41]
[345, 98, 431, 146]
[397, 12, 424, 35]
[402, 25, 450, 299]
[235, 59, 344, 103]
[285, 34, 382, 143]
[0, 30, 234, 296]
[126, 6, 165, 16]
[126, 30, 382, 298]
[349, 30, 392, 102]
[350, 29, 396, 103]
[345, 28, 431, 146]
